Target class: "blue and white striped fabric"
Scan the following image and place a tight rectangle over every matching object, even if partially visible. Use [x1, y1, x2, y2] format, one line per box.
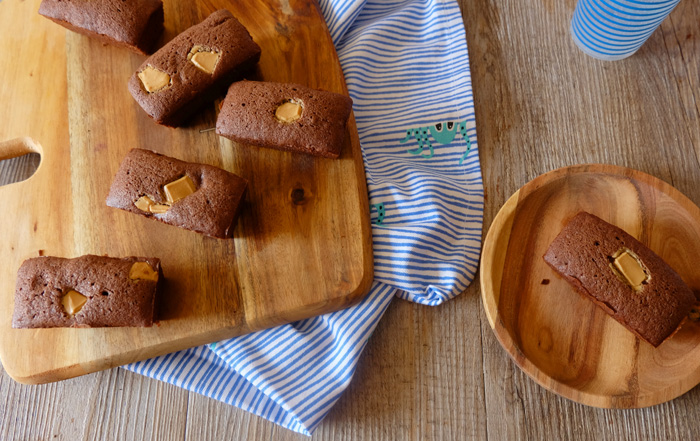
[125, 0, 483, 435]
[571, 0, 680, 61]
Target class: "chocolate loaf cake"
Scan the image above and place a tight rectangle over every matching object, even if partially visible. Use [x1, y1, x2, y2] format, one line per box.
[12, 255, 161, 328]
[216, 81, 353, 158]
[128, 9, 261, 127]
[543, 212, 696, 347]
[106, 149, 247, 238]
[38, 0, 164, 55]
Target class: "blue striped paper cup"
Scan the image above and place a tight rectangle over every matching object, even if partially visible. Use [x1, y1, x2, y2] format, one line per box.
[571, 0, 681, 60]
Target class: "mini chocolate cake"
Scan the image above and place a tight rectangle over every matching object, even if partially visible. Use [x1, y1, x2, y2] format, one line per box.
[38, 0, 164, 55]
[106, 149, 247, 238]
[12, 255, 161, 328]
[216, 81, 353, 158]
[543, 212, 696, 347]
[128, 9, 261, 127]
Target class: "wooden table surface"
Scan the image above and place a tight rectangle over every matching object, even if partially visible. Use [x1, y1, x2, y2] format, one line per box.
[2, 0, 699, 439]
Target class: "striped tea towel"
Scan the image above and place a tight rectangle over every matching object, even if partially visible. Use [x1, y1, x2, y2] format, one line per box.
[125, 0, 483, 435]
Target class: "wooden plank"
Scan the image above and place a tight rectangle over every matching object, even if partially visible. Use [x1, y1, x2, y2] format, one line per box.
[0, 364, 188, 440]
[0, 0, 372, 384]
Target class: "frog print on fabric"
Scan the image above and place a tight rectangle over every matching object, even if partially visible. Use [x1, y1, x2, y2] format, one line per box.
[400, 120, 472, 164]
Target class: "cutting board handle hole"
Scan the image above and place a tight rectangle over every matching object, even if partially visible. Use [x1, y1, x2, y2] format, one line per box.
[0, 137, 43, 187]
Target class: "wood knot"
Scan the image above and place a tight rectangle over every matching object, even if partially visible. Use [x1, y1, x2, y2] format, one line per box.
[290, 187, 308, 205]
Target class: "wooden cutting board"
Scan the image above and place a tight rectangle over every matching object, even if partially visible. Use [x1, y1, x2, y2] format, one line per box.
[0, 0, 373, 384]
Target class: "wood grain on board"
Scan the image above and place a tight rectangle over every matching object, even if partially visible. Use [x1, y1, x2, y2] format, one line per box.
[0, 0, 372, 384]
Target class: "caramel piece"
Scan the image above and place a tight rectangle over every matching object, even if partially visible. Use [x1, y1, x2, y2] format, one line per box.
[61, 290, 87, 316]
[134, 195, 169, 213]
[275, 100, 303, 123]
[164, 175, 197, 204]
[149, 204, 170, 214]
[138, 66, 171, 93]
[134, 195, 156, 212]
[129, 262, 159, 282]
[611, 248, 650, 290]
[187, 45, 221, 74]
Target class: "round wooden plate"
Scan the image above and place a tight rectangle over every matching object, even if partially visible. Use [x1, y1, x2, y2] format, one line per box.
[481, 164, 700, 408]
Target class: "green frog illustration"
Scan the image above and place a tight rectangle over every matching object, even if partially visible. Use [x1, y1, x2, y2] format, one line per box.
[400, 120, 472, 164]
